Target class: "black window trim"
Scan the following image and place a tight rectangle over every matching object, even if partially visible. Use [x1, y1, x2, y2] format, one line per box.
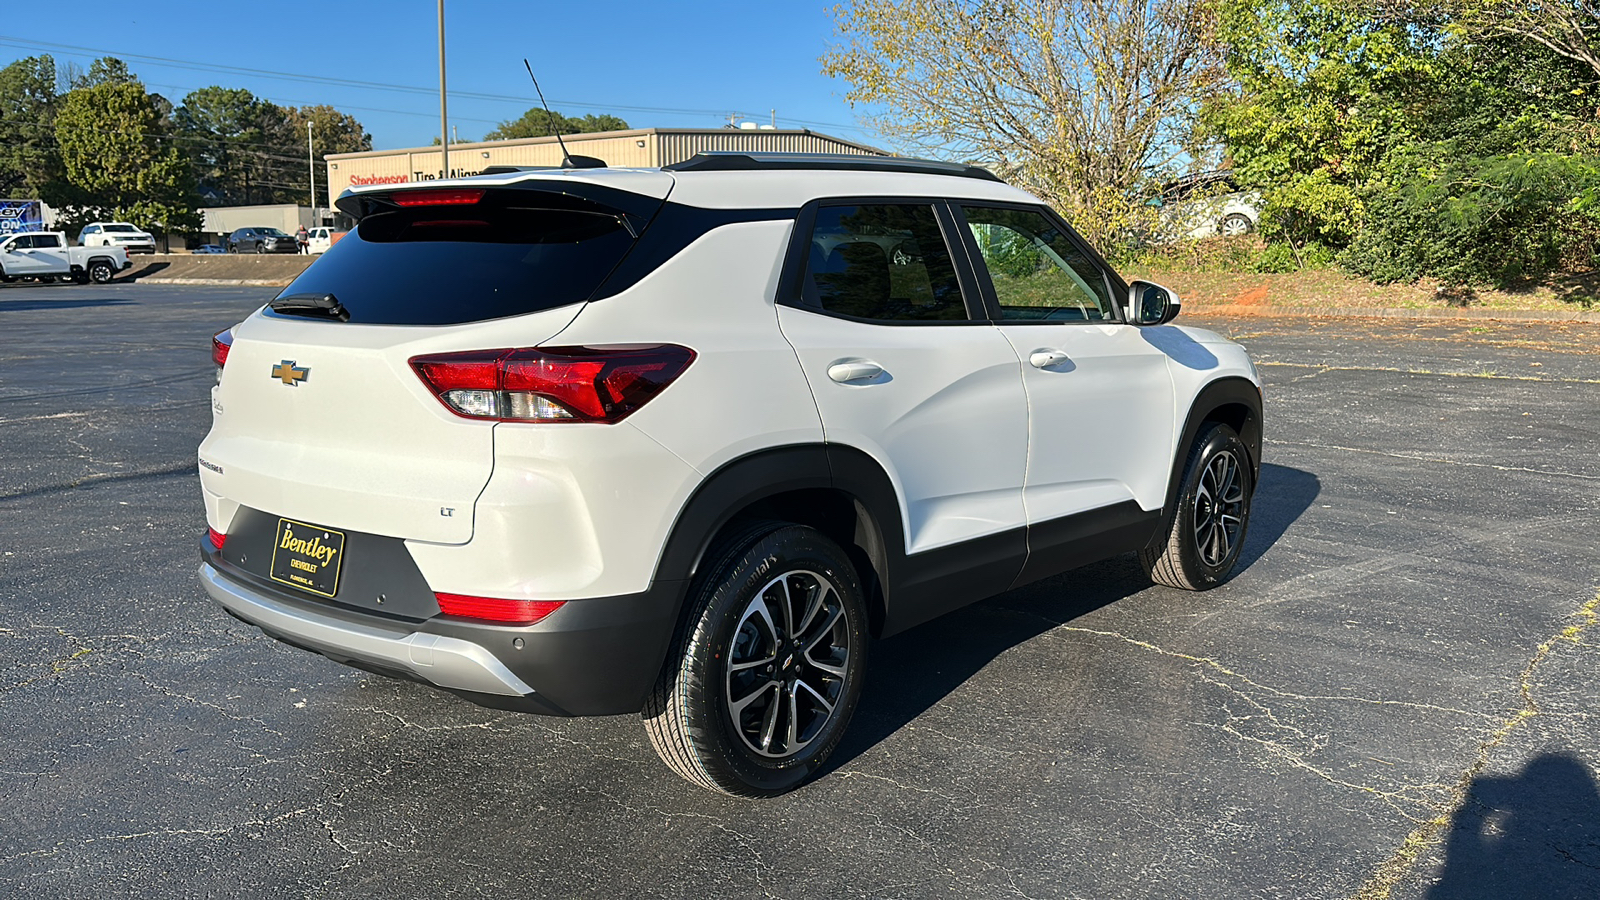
[775, 196, 987, 326]
[946, 200, 1130, 326]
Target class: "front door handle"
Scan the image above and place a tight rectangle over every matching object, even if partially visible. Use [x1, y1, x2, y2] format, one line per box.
[1029, 349, 1072, 368]
[827, 360, 886, 384]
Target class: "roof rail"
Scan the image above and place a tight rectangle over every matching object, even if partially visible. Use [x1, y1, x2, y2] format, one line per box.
[663, 152, 1002, 183]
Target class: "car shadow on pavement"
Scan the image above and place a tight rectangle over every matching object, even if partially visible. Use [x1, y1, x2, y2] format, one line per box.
[1236, 463, 1320, 572]
[1423, 752, 1600, 899]
[826, 463, 1319, 773]
[0, 297, 136, 312]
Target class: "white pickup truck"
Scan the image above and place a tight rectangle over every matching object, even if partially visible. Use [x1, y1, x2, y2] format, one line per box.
[0, 232, 132, 284]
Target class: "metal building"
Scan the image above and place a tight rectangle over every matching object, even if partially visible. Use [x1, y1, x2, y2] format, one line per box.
[323, 128, 889, 210]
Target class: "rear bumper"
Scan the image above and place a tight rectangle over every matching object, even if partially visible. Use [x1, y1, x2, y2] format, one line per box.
[201, 562, 533, 696]
[200, 559, 684, 716]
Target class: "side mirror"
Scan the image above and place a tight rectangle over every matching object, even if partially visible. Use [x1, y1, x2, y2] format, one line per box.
[1126, 280, 1181, 326]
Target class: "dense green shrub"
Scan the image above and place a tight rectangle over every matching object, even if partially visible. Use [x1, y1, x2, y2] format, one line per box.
[1254, 241, 1336, 273]
[1344, 152, 1600, 285]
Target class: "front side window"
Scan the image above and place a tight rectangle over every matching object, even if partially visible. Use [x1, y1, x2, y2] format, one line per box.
[962, 206, 1115, 322]
[801, 204, 968, 322]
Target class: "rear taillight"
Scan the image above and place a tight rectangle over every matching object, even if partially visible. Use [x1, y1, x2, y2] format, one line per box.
[211, 328, 233, 380]
[409, 345, 695, 423]
[435, 593, 564, 625]
[206, 527, 227, 550]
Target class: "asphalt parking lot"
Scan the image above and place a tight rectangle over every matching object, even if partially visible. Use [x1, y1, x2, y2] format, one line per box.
[2, 284, 1596, 899]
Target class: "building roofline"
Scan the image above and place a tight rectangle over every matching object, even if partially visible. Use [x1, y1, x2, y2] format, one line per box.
[324, 127, 890, 161]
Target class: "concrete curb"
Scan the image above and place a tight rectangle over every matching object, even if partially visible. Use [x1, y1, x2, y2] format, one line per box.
[116, 253, 314, 288]
[1192, 305, 1600, 323]
[137, 277, 297, 286]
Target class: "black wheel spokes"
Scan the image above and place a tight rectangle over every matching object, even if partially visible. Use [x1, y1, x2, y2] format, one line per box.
[725, 570, 850, 759]
[1193, 450, 1245, 567]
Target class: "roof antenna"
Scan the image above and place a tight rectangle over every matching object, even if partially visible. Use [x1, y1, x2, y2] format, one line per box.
[522, 59, 604, 169]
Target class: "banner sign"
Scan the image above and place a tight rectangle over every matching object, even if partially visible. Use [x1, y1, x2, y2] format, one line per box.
[0, 200, 43, 235]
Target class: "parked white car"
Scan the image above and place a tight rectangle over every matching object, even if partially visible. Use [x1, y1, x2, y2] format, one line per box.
[1149, 171, 1262, 241]
[79, 222, 157, 254]
[199, 154, 1262, 796]
[0, 232, 131, 283]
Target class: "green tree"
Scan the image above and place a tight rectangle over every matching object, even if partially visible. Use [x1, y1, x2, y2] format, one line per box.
[483, 108, 629, 140]
[1199, 0, 1439, 247]
[55, 81, 199, 235]
[822, 0, 1225, 254]
[72, 56, 137, 88]
[290, 104, 372, 157]
[0, 54, 63, 197]
[175, 87, 317, 205]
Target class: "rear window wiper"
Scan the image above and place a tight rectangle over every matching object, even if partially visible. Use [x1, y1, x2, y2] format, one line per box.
[270, 292, 350, 322]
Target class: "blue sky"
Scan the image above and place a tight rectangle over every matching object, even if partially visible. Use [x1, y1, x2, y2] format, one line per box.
[0, 2, 883, 151]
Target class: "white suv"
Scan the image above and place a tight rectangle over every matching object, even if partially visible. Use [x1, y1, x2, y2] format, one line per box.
[198, 153, 1262, 796]
[79, 222, 157, 254]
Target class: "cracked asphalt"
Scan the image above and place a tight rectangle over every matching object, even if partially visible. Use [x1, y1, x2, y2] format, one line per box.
[2, 286, 1597, 899]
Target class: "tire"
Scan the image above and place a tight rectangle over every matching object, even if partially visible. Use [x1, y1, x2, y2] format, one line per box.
[254, 243, 265, 254]
[1219, 213, 1254, 237]
[88, 261, 114, 284]
[643, 521, 869, 797]
[1141, 422, 1253, 590]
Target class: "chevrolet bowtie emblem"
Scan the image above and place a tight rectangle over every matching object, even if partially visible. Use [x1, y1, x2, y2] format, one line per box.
[271, 360, 309, 386]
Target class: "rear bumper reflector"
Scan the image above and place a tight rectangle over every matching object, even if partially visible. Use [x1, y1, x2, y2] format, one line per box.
[435, 592, 565, 625]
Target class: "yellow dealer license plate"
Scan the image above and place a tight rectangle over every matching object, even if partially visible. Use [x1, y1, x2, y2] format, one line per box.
[269, 517, 346, 598]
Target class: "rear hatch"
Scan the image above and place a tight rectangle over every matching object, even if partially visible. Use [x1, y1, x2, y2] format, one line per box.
[198, 175, 672, 544]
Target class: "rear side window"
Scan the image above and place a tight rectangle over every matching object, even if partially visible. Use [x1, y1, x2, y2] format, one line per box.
[801, 204, 968, 322]
[274, 190, 640, 325]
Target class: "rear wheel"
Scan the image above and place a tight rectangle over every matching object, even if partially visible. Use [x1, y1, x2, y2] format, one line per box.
[643, 522, 868, 797]
[88, 261, 114, 284]
[1219, 213, 1254, 237]
[1141, 422, 1253, 590]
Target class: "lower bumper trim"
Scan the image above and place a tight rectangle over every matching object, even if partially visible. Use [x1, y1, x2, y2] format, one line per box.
[199, 563, 533, 697]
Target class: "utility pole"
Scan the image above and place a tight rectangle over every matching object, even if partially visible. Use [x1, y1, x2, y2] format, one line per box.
[438, 0, 449, 178]
[307, 120, 315, 218]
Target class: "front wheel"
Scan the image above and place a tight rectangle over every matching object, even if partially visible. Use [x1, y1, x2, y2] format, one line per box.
[1140, 422, 1253, 590]
[643, 522, 869, 797]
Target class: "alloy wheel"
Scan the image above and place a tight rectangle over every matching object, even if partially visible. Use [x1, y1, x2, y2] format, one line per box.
[725, 569, 851, 759]
[1193, 449, 1245, 567]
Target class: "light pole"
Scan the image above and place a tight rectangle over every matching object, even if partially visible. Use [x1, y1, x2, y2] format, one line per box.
[307, 120, 315, 219]
[438, 0, 448, 178]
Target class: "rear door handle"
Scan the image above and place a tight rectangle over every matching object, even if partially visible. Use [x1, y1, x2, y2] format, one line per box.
[1029, 349, 1072, 368]
[827, 360, 886, 384]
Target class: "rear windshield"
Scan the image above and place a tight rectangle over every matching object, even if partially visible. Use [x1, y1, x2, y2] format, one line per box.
[274, 191, 638, 326]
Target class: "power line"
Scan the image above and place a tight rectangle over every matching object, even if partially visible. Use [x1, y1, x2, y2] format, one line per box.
[0, 34, 874, 136]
